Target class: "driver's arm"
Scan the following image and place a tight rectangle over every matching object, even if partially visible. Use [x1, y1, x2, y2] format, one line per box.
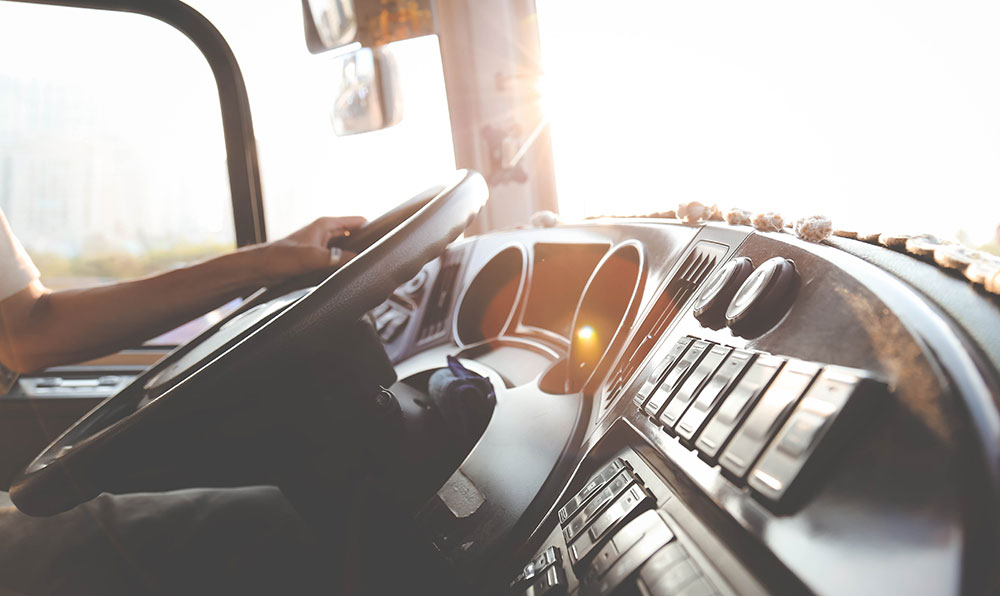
[0, 216, 365, 374]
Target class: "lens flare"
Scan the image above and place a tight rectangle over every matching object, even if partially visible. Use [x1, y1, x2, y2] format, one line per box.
[577, 325, 595, 342]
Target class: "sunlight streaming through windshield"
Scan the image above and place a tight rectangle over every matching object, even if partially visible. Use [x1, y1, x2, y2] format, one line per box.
[537, 0, 1000, 249]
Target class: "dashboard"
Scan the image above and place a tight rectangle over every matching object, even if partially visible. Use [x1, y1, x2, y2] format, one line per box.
[370, 219, 1000, 595]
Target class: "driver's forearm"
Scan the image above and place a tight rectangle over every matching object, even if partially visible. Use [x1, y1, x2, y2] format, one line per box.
[5, 249, 263, 373]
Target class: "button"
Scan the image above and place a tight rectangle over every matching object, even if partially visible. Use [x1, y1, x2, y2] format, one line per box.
[749, 367, 878, 503]
[524, 564, 567, 596]
[512, 546, 563, 588]
[644, 340, 711, 418]
[35, 377, 62, 388]
[676, 350, 756, 445]
[633, 337, 694, 408]
[776, 410, 827, 457]
[371, 301, 392, 319]
[580, 519, 673, 596]
[589, 541, 620, 577]
[563, 470, 633, 542]
[568, 484, 654, 567]
[559, 459, 627, 525]
[375, 309, 397, 332]
[659, 345, 732, 430]
[719, 360, 820, 479]
[97, 376, 121, 386]
[587, 485, 648, 541]
[696, 355, 784, 462]
[379, 311, 409, 341]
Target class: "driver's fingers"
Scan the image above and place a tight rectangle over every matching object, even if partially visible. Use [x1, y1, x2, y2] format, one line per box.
[316, 216, 367, 246]
[329, 247, 358, 267]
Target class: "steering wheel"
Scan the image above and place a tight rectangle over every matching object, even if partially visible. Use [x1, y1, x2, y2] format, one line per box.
[10, 170, 489, 517]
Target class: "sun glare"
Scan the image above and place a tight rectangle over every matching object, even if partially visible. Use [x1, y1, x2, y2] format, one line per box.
[535, 0, 1000, 247]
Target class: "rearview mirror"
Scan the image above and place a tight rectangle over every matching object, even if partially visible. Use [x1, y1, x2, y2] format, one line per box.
[330, 46, 403, 136]
[302, 0, 434, 53]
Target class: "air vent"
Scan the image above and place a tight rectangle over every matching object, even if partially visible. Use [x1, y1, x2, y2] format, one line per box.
[418, 247, 465, 342]
[601, 241, 728, 411]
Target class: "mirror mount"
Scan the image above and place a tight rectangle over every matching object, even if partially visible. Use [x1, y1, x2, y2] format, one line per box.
[303, 0, 435, 53]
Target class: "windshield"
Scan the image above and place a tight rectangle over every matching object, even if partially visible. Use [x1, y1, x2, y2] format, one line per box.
[188, 1, 457, 240]
[537, 0, 1000, 250]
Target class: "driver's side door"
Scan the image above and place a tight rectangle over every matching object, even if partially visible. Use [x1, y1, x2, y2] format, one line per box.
[0, 1, 238, 488]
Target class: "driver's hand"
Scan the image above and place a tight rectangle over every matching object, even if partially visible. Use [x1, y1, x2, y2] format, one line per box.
[248, 216, 367, 286]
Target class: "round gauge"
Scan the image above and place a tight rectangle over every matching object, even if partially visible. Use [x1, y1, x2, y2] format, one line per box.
[455, 245, 527, 345]
[567, 242, 645, 392]
[725, 257, 798, 337]
[693, 257, 754, 329]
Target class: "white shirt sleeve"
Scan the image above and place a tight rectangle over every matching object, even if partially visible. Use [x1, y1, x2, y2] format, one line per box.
[0, 208, 40, 301]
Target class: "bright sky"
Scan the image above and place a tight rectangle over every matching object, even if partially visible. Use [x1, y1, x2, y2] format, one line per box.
[537, 0, 1000, 245]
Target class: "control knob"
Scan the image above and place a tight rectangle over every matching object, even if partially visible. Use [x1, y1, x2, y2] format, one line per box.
[725, 257, 798, 337]
[693, 257, 754, 329]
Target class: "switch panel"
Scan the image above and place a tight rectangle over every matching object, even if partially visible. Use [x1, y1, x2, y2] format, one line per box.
[633, 337, 695, 408]
[749, 366, 882, 503]
[644, 340, 712, 418]
[659, 344, 732, 430]
[563, 470, 634, 543]
[568, 484, 654, 567]
[696, 355, 785, 462]
[719, 360, 820, 479]
[676, 350, 756, 446]
[559, 458, 628, 525]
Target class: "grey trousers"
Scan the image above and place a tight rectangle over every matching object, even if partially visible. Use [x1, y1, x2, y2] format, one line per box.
[0, 487, 327, 595]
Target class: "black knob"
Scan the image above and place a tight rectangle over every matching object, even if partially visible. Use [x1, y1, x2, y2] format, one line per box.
[725, 257, 798, 337]
[693, 257, 754, 329]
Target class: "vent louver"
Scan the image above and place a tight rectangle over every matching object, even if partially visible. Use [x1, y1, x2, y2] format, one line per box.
[418, 247, 465, 342]
[601, 241, 728, 412]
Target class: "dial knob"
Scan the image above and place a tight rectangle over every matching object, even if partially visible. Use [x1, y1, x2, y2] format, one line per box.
[693, 257, 754, 329]
[725, 257, 798, 337]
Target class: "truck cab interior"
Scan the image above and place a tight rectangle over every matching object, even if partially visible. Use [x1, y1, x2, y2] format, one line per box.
[1, 0, 999, 594]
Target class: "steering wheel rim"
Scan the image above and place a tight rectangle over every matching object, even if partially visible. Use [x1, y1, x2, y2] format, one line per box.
[11, 169, 488, 516]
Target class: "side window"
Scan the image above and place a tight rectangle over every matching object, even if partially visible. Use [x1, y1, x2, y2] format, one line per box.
[0, 3, 234, 295]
